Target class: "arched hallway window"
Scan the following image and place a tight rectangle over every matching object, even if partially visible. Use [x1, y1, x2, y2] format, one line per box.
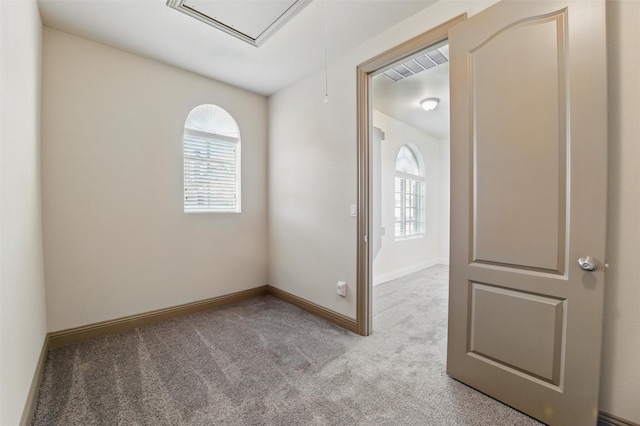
[395, 145, 425, 238]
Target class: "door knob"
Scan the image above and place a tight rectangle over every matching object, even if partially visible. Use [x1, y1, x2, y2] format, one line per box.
[578, 256, 598, 271]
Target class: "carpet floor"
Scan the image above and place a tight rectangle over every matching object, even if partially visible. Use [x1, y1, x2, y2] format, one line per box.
[32, 265, 542, 425]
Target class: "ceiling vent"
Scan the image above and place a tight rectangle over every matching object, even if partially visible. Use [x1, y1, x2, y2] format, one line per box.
[382, 44, 449, 81]
[167, 0, 312, 47]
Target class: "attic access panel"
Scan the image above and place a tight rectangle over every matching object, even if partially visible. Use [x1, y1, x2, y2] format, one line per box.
[167, 0, 312, 47]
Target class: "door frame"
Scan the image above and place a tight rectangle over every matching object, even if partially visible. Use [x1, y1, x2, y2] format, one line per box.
[355, 14, 466, 336]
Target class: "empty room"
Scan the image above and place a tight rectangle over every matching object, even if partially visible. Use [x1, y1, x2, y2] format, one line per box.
[1, 0, 638, 425]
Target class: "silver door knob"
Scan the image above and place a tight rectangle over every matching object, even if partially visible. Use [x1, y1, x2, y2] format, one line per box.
[578, 256, 598, 271]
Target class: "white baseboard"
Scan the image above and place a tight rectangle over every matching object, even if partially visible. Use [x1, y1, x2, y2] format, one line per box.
[373, 258, 447, 286]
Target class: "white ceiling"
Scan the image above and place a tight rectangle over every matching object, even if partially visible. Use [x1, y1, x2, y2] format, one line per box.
[374, 59, 450, 140]
[38, 0, 438, 96]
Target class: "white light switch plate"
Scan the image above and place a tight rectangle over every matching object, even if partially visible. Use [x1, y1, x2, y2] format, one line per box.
[337, 281, 347, 297]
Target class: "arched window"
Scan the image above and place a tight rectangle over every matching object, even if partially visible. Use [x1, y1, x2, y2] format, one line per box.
[395, 145, 425, 238]
[183, 104, 241, 213]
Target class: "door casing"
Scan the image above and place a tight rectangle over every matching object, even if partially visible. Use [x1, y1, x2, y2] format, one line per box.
[356, 2, 608, 424]
[356, 14, 466, 336]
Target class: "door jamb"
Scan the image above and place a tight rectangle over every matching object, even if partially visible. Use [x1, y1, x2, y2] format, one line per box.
[355, 14, 466, 336]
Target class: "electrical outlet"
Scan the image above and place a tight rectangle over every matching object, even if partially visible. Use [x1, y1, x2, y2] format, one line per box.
[337, 281, 347, 297]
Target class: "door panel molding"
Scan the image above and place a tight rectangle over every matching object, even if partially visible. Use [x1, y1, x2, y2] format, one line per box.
[447, 1, 607, 424]
[468, 282, 566, 387]
[470, 9, 568, 274]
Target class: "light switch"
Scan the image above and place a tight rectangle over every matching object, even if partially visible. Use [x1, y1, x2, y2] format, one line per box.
[337, 281, 347, 297]
[350, 204, 357, 217]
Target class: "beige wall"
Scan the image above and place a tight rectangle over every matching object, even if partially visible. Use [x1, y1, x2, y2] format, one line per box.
[601, 0, 640, 422]
[268, 0, 499, 323]
[0, 0, 48, 424]
[268, 65, 358, 315]
[372, 110, 447, 285]
[41, 29, 269, 332]
[269, 0, 639, 422]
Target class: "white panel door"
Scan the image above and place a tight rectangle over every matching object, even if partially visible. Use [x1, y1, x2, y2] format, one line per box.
[447, 1, 607, 425]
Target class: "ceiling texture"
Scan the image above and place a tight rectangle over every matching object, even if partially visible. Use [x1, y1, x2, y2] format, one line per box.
[38, 0, 438, 96]
[38, 0, 448, 139]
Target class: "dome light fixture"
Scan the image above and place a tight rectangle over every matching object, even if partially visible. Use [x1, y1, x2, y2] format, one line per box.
[420, 97, 440, 111]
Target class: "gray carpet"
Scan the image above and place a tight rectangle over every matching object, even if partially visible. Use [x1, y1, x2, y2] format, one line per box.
[32, 265, 542, 425]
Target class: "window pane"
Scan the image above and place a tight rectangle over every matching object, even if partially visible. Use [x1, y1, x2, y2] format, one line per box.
[395, 145, 420, 175]
[394, 146, 425, 239]
[183, 105, 241, 213]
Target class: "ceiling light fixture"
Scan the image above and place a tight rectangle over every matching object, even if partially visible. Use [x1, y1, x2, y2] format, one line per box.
[420, 98, 440, 111]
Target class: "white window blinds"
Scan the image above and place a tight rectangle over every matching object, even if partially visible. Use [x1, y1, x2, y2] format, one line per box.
[183, 104, 241, 213]
[184, 128, 240, 213]
[395, 175, 425, 237]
